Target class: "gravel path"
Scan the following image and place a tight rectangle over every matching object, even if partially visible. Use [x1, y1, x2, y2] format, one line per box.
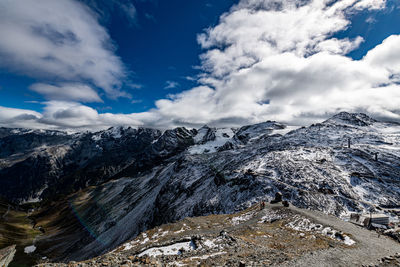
[276, 205, 400, 267]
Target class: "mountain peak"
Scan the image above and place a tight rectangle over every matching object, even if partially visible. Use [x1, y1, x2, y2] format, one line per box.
[325, 112, 376, 126]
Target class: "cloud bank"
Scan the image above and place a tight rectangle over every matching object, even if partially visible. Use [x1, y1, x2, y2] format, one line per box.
[1, 0, 400, 131]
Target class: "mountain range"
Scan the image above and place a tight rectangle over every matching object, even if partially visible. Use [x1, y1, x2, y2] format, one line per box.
[0, 112, 399, 264]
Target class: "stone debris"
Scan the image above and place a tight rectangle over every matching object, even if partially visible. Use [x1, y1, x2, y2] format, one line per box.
[35, 205, 368, 267]
[372, 253, 400, 267]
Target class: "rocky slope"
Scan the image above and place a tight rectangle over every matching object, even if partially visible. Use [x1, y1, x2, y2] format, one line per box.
[1, 112, 400, 264]
[0, 126, 196, 202]
[36, 203, 400, 267]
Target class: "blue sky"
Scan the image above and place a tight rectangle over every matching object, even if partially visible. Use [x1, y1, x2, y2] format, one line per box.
[0, 0, 400, 130]
[0, 0, 237, 114]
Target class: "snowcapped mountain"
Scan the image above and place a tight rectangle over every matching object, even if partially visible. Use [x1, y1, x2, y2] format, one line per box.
[1, 112, 400, 262]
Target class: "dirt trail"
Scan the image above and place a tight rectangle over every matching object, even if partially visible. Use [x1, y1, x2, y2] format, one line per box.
[276, 204, 400, 266]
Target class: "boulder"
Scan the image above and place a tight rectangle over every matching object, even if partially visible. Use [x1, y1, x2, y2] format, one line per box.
[270, 192, 283, 204]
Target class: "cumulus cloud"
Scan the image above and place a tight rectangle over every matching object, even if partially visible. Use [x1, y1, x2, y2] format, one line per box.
[0, 0, 129, 99]
[2, 0, 400, 131]
[29, 83, 102, 102]
[150, 0, 400, 127]
[363, 35, 400, 73]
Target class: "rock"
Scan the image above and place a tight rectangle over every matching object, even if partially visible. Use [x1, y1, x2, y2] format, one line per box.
[0, 245, 16, 267]
[270, 192, 282, 204]
[128, 256, 136, 261]
[334, 232, 344, 240]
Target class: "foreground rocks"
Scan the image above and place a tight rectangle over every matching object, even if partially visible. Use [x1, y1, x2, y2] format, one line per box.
[0, 245, 16, 267]
[36, 204, 400, 266]
[370, 253, 400, 267]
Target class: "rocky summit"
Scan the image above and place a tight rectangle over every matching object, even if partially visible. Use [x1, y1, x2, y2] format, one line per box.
[0, 112, 400, 265]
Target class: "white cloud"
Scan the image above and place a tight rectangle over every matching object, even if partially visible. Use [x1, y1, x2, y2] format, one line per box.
[29, 83, 102, 102]
[0, 0, 129, 99]
[363, 35, 400, 74]
[131, 99, 143, 104]
[145, 13, 157, 23]
[0, 106, 42, 129]
[164, 81, 180, 89]
[353, 0, 386, 10]
[151, 0, 400, 127]
[37, 101, 146, 131]
[118, 2, 138, 26]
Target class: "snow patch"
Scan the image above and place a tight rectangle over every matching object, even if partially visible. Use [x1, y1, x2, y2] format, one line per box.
[231, 212, 254, 225]
[189, 128, 234, 154]
[286, 216, 356, 246]
[24, 245, 36, 254]
[203, 239, 217, 248]
[344, 235, 356, 246]
[92, 134, 102, 141]
[123, 242, 135, 251]
[138, 240, 196, 257]
[258, 211, 285, 223]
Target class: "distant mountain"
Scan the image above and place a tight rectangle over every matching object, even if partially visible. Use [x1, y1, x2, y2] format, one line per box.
[0, 126, 195, 202]
[1, 112, 400, 262]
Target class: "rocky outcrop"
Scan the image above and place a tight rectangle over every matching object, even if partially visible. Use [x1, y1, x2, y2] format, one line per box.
[324, 111, 377, 126]
[0, 245, 16, 267]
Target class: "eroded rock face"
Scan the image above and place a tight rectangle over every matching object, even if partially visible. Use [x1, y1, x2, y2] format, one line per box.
[0, 245, 16, 267]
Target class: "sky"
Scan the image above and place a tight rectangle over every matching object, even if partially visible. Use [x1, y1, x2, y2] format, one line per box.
[0, 0, 399, 131]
